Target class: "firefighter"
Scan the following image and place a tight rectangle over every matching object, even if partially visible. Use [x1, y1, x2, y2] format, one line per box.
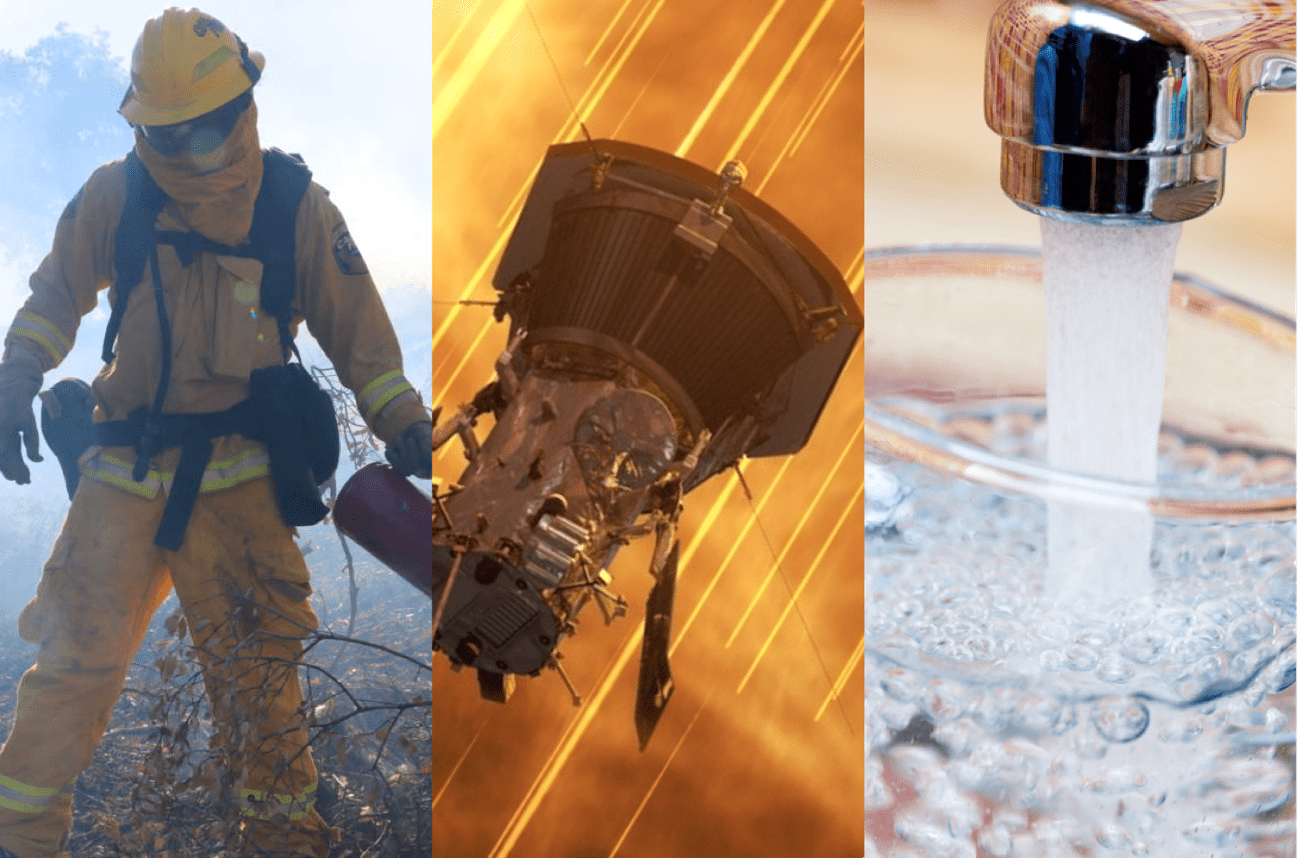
[0, 9, 432, 857]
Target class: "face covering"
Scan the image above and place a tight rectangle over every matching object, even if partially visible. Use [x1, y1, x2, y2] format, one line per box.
[134, 98, 263, 247]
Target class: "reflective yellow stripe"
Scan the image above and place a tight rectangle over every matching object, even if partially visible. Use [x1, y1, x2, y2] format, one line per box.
[358, 371, 415, 422]
[11, 328, 62, 365]
[198, 448, 269, 492]
[83, 452, 162, 499]
[11, 312, 72, 364]
[237, 781, 317, 821]
[359, 370, 401, 401]
[358, 370, 414, 421]
[19, 312, 72, 351]
[201, 462, 268, 491]
[366, 382, 414, 422]
[81, 447, 271, 498]
[0, 773, 58, 814]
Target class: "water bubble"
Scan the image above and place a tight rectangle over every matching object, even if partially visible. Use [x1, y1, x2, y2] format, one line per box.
[1095, 653, 1135, 683]
[1014, 696, 1065, 735]
[1034, 619, 1072, 647]
[1122, 629, 1168, 665]
[921, 635, 975, 662]
[1039, 649, 1067, 672]
[964, 635, 1000, 662]
[1167, 622, 1225, 664]
[1159, 606, 1197, 633]
[1227, 612, 1278, 650]
[928, 788, 981, 842]
[1262, 568, 1296, 615]
[1195, 598, 1240, 626]
[970, 689, 1019, 733]
[988, 588, 1027, 617]
[1031, 818, 1087, 855]
[1064, 644, 1099, 672]
[1091, 697, 1150, 743]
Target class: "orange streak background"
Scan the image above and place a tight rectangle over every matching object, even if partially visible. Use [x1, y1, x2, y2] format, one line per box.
[430, 1, 865, 856]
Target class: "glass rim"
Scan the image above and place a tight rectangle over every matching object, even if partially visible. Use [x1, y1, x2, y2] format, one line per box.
[864, 244, 1297, 522]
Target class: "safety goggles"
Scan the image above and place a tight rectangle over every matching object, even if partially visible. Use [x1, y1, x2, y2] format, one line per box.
[139, 90, 252, 158]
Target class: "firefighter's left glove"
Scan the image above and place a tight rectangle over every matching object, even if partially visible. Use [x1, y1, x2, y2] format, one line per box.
[0, 356, 44, 485]
[386, 419, 432, 480]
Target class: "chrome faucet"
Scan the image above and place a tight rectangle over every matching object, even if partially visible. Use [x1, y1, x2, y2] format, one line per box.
[985, 0, 1295, 223]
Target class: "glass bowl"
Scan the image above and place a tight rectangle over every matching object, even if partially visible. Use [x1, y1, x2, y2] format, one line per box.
[865, 245, 1296, 858]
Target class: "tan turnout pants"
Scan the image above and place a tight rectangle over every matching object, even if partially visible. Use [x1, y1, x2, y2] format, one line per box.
[0, 476, 332, 857]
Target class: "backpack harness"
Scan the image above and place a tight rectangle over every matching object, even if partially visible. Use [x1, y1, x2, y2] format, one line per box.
[93, 147, 336, 550]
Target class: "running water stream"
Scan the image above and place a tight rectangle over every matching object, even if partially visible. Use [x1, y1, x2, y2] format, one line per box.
[1039, 218, 1182, 604]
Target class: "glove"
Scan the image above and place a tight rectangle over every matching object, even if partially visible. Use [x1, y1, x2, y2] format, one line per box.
[0, 358, 44, 485]
[385, 420, 432, 480]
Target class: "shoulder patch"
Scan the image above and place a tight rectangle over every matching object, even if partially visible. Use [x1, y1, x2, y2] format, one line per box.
[331, 223, 369, 276]
[60, 188, 83, 220]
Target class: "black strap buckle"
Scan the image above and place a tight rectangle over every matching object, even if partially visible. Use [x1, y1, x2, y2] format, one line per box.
[132, 415, 162, 482]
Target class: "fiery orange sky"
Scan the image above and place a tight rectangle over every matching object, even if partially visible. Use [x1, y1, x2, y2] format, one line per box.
[429, 2, 864, 855]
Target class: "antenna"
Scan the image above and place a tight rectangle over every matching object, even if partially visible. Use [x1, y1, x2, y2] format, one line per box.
[524, 3, 600, 158]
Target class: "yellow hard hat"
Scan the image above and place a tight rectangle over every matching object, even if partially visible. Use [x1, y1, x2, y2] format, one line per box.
[119, 8, 264, 127]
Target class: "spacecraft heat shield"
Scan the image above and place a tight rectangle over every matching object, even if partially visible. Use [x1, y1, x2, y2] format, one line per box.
[493, 139, 863, 484]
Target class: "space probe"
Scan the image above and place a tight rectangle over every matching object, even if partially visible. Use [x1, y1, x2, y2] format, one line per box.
[337, 139, 861, 748]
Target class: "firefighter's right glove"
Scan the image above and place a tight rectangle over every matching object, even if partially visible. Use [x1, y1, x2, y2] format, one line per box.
[385, 419, 433, 480]
[0, 357, 44, 485]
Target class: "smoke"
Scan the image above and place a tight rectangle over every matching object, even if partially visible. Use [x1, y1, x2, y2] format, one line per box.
[0, 29, 131, 609]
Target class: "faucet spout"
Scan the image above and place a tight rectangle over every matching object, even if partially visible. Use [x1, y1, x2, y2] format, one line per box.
[986, 0, 1296, 223]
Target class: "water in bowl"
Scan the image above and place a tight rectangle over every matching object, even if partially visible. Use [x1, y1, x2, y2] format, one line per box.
[867, 404, 1295, 857]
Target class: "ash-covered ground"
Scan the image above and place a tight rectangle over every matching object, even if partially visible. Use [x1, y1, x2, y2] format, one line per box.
[0, 518, 433, 857]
